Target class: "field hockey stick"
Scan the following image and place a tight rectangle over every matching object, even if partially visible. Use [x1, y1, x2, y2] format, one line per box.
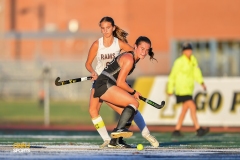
[55, 77, 163, 109]
[139, 96, 165, 109]
[55, 76, 92, 86]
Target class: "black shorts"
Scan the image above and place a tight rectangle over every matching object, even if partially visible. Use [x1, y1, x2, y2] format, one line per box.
[176, 95, 192, 103]
[93, 74, 115, 98]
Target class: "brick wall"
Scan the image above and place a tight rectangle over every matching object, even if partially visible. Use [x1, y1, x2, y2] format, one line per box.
[3, 0, 240, 73]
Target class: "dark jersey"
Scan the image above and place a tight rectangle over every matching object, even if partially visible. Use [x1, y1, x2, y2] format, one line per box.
[103, 51, 137, 80]
[93, 51, 138, 98]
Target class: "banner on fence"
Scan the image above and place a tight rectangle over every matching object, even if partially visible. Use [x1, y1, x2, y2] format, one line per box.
[134, 76, 240, 126]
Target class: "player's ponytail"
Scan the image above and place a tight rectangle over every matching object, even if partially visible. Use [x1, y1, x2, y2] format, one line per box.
[148, 47, 157, 61]
[113, 25, 128, 43]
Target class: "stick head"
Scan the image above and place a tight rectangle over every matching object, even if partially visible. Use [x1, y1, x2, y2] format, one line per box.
[55, 77, 61, 86]
[157, 101, 165, 109]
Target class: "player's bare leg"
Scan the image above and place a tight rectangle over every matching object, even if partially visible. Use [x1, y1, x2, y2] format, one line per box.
[89, 89, 102, 118]
[100, 86, 139, 139]
[89, 89, 111, 148]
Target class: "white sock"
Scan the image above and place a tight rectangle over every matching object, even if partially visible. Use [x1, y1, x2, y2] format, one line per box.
[92, 116, 111, 141]
[141, 126, 150, 137]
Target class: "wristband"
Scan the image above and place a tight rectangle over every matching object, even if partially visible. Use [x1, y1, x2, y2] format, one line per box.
[130, 90, 136, 95]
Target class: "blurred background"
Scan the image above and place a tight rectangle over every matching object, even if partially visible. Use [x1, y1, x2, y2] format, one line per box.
[0, 0, 239, 131]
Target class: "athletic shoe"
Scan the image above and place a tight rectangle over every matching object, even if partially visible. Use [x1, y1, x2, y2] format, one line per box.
[172, 130, 183, 137]
[118, 137, 132, 148]
[110, 128, 133, 138]
[143, 134, 159, 147]
[99, 140, 110, 148]
[108, 138, 132, 148]
[196, 127, 209, 137]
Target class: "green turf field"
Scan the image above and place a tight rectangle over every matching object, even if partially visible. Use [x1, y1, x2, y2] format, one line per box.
[1, 122, 240, 159]
[0, 99, 115, 125]
[1, 130, 240, 149]
[1, 100, 240, 159]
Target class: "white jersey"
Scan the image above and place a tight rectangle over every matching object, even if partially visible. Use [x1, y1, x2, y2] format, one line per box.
[95, 37, 121, 75]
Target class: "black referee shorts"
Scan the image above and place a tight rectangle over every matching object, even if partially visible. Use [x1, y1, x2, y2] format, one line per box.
[176, 95, 193, 103]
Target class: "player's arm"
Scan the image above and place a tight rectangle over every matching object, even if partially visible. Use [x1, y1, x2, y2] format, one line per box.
[85, 40, 99, 80]
[117, 53, 141, 98]
[167, 60, 180, 95]
[119, 40, 133, 52]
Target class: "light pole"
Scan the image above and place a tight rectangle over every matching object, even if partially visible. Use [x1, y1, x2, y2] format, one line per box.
[9, 0, 21, 60]
[42, 63, 50, 126]
[10, 3, 45, 60]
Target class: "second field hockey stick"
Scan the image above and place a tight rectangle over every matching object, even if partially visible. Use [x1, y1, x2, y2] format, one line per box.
[55, 76, 92, 86]
[139, 96, 165, 109]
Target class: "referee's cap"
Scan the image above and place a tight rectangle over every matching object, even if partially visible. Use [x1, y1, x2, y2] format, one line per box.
[182, 42, 193, 51]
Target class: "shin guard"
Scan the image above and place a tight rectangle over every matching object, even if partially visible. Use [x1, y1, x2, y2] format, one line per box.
[116, 105, 136, 129]
[125, 110, 138, 129]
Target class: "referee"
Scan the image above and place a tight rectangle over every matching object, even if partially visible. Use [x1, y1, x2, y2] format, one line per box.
[167, 42, 209, 137]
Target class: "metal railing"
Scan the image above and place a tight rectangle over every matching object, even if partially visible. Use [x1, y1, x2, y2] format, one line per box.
[170, 40, 240, 77]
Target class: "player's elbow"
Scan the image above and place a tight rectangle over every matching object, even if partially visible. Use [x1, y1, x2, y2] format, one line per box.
[85, 61, 88, 67]
[85, 62, 90, 70]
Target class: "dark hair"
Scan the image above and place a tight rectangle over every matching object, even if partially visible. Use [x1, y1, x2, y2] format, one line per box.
[99, 16, 128, 43]
[135, 36, 157, 61]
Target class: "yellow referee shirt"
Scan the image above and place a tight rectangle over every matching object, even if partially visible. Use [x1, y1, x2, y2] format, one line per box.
[167, 54, 204, 96]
